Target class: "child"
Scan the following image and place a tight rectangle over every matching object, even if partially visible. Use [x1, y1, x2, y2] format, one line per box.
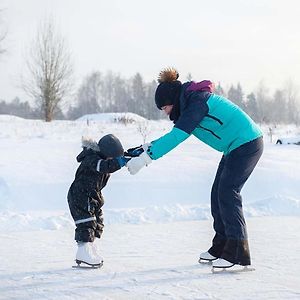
[67, 134, 129, 267]
[126, 67, 263, 270]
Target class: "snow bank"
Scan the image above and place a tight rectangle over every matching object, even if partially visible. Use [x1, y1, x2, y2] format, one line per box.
[0, 211, 73, 232]
[0, 116, 299, 232]
[1, 195, 299, 232]
[0, 114, 26, 122]
[105, 204, 212, 224]
[246, 195, 300, 217]
[76, 112, 147, 123]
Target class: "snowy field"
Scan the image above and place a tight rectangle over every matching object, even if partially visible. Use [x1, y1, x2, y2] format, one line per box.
[0, 114, 300, 299]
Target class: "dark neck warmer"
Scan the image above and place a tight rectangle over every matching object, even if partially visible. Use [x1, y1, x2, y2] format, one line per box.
[169, 95, 180, 122]
[169, 82, 191, 123]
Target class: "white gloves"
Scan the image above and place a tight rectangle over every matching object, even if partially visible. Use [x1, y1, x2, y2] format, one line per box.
[127, 151, 152, 175]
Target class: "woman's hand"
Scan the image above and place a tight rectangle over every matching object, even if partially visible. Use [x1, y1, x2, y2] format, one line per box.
[126, 152, 152, 175]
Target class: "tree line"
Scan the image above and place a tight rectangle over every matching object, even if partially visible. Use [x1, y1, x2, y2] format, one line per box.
[0, 18, 299, 124]
[55, 72, 300, 125]
[67, 71, 163, 120]
[1, 74, 299, 125]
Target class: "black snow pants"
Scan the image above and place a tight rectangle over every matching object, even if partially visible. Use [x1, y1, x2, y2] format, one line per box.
[208, 136, 263, 265]
[67, 189, 104, 243]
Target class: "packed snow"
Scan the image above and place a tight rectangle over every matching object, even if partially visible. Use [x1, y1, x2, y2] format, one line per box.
[0, 113, 299, 299]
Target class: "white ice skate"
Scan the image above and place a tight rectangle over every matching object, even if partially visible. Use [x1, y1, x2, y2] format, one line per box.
[91, 243, 104, 263]
[198, 251, 217, 264]
[73, 242, 103, 269]
[212, 258, 255, 273]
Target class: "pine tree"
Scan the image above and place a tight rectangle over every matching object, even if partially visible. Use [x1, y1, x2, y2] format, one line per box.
[214, 82, 226, 97]
[272, 89, 287, 123]
[76, 72, 102, 115]
[246, 93, 259, 122]
[131, 73, 145, 116]
[227, 83, 245, 109]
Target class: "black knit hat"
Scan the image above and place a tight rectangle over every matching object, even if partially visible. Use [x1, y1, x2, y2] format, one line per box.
[155, 67, 182, 110]
[98, 134, 124, 158]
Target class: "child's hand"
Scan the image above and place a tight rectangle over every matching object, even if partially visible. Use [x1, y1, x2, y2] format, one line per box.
[125, 143, 152, 157]
[125, 145, 143, 157]
[116, 156, 131, 168]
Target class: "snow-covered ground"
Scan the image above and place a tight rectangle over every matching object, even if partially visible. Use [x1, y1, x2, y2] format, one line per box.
[0, 114, 300, 299]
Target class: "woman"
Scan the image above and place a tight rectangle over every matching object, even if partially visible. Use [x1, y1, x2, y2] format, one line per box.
[126, 68, 263, 269]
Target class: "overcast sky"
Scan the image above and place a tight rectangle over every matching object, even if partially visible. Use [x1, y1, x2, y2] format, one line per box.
[0, 0, 300, 102]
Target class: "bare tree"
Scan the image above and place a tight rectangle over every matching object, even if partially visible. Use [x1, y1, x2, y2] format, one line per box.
[137, 120, 151, 143]
[77, 71, 102, 115]
[254, 80, 270, 124]
[23, 19, 73, 121]
[285, 79, 299, 125]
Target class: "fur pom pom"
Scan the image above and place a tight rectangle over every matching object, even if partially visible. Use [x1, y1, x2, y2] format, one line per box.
[81, 136, 100, 152]
[157, 67, 179, 83]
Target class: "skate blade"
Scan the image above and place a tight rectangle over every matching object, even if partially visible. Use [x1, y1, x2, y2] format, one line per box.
[198, 258, 215, 265]
[212, 265, 255, 274]
[72, 259, 103, 269]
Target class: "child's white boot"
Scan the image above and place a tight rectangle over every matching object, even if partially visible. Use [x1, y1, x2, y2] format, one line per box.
[91, 242, 104, 263]
[76, 242, 102, 266]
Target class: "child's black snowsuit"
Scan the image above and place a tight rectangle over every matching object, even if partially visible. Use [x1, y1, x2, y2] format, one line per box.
[67, 140, 121, 243]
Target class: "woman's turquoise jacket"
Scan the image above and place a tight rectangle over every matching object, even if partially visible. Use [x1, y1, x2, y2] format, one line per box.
[148, 82, 262, 160]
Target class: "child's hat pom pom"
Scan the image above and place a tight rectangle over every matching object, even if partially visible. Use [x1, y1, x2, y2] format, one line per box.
[157, 67, 179, 83]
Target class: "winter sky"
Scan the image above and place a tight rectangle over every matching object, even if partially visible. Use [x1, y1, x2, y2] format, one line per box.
[0, 0, 300, 102]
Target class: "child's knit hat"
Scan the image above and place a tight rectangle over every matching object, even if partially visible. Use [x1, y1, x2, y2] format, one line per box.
[98, 134, 124, 158]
